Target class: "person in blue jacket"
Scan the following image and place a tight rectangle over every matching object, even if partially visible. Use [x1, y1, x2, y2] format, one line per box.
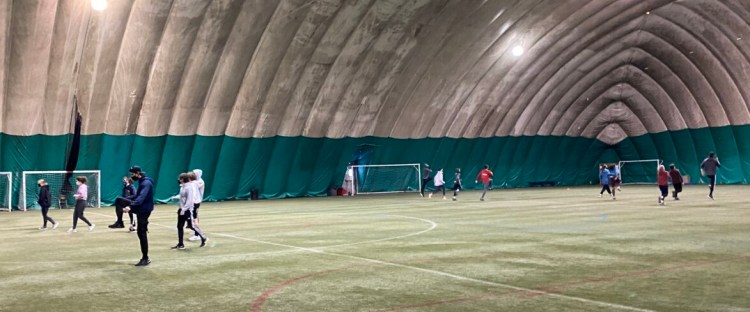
[123, 166, 155, 267]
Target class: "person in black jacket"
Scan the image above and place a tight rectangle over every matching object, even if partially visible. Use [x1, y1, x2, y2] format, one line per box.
[37, 179, 58, 230]
[122, 166, 155, 267]
[109, 177, 137, 229]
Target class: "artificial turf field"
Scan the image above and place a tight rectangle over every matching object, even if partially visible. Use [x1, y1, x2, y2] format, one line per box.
[1, 185, 748, 312]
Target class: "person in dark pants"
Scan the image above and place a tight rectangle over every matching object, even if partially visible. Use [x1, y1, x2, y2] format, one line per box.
[109, 176, 137, 229]
[475, 164, 494, 201]
[68, 176, 94, 233]
[452, 168, 462, 201]
[123, 166, 155, 267]
[173, 173, 207, 250]
[37, 179, 58, 230]
[420, 164, 432, 197]
[669, 164, 683, 200]
[700, 152, 721, 200]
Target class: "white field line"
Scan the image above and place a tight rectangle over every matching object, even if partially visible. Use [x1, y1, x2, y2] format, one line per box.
[77, 212, 652, 311]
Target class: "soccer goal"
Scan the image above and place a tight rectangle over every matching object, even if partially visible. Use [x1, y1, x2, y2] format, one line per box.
[21, 170, 101, 211]
[0, 172, 11, 211]
[618, 159, 662, 185]
[349, 163, 421, 195]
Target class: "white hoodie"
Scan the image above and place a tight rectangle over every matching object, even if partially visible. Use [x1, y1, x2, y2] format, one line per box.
[433, 169, 445, 186]
[192, 169, 204, 204]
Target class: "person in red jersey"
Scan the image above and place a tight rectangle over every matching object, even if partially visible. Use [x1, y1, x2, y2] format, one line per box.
[475, 164, 494, 201]
[657, 164, 669, 205]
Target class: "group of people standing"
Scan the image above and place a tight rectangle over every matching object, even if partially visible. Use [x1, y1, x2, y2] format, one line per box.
[36, 166, 206, 267]
[420, 164, 494, 201]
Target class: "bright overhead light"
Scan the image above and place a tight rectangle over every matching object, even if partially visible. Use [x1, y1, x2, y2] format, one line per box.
[511, 45, 524, 57]
[91, 0, 108, 11]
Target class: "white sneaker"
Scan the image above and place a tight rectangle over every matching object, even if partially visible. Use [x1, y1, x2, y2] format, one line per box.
[452, 196, 456, 201]
[188, 235, 200, 241]
[39, 226, 47, 231]
[68, 228, 77, 233]
[428, 193, 432, 198]
[442, 196, 446, 200]
[52, 222, 59, 230]
[88, 224, 96, 232]
[598, 194, 602, 198]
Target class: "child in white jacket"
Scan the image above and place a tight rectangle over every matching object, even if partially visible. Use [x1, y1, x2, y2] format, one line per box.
[429, 168, 446, 200]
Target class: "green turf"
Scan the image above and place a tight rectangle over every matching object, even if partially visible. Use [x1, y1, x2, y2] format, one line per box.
[1, 185, 749, 312]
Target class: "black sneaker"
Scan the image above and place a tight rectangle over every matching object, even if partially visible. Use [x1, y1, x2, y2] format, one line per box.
[200, 237, 207, 247]
[134, 259, 151, 266]
[108, 223, 124, 229]
[171, 245, 185, 250]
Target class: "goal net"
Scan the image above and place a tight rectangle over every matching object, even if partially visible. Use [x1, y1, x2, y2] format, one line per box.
[618, 159, 662, 184]
[21, 170, 101, 211]
[0, 172, 11, 211]
[350, 164, 421, 195]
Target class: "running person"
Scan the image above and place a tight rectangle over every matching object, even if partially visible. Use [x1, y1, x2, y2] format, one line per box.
[430, 168, 446, 199]
[669, 163, 683, 200]
[700, 152, 721, 199]
[173, 173, 207, 249]
[475, 165, 494, 201]
[37, 179, 58, 230]
[69, 176, 94, 233]
[657, 165, 669, 205]
[452, 168, 462, 201]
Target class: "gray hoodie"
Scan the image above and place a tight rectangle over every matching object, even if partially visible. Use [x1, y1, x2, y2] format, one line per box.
[700, 156, 721, 176]
[179, 183, 194, 215]
[192, 169, 204, 203]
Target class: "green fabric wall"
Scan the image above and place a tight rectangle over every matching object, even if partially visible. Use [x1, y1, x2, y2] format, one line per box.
[3, 125, 748, 209]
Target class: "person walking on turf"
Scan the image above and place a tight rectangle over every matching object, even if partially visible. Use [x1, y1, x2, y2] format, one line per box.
[420, 164, 432, 197]
[700, 152, 721, 199]
[109, 176, 137, 229]
[68, 176, 94, 233]
[669, 163, 683, 200]
[37, 179, 58, 230]
[187, 170, 205, 242]
[173, 173, 207, 250]
[598, 164, 613, 198]
[657, 164, 669, 205]
[123, 166, 154, 266]
[452, 168, 462, 201]
[430, 168, 446, 199]
[475, 164, 494, 201]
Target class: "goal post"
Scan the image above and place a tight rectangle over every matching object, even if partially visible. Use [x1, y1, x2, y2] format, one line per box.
[350, 163, 421, 195]
[0, 172, 11, 211]
[22, 170, 101, 211]
[618, 159, 662, 185]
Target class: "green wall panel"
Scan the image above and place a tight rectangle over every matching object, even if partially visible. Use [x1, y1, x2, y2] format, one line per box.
[3, 126, 749, 209]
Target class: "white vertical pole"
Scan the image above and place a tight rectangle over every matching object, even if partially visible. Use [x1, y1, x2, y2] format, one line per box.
[21, 172, 26, 211]
[97, 170, 101, 208]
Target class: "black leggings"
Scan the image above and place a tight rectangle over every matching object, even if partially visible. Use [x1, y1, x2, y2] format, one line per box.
[600, 185, 611, 195]
[453, 183, 461, 197]
[115, 198, 134, 225]
[178, 210, 204, 245]
[72, 200, 91, 229]
[41, 205, 55, 227]
[433, 185, 445, 196]
[708, 175, 716, 196]
[421, 178, 432, 195]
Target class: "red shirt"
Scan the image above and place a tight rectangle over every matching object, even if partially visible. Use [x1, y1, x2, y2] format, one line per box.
[477, 169, 493, 184]
[657, 170, 669, 186]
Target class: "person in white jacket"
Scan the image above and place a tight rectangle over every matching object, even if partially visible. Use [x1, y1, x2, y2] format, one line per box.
[173, 173, 206, 249]
[188, 169, 205, 241]
[429, 168, 446, 200]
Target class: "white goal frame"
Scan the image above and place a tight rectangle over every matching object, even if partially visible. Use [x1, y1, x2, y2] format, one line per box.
[617, 159, 663, 185]
[0, 172, 11, 211]
[21, 170, 101, 211]
[349, 163, 421, 195]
